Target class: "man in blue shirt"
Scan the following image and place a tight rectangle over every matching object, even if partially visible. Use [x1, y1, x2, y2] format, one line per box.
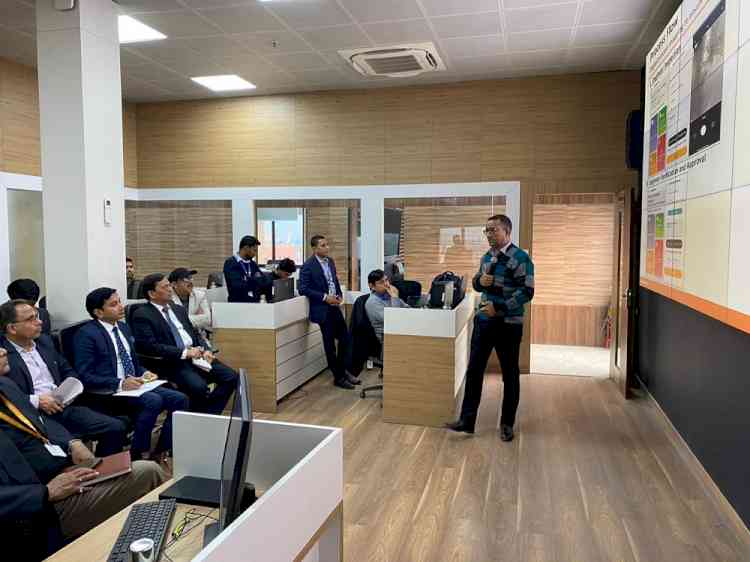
[447, 214, 535, 441]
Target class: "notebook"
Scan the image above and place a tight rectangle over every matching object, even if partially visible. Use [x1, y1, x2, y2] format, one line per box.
[65, 451, 132, 486]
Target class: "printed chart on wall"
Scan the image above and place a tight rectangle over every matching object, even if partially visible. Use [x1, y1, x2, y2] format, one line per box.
[641, 0, 750, 334]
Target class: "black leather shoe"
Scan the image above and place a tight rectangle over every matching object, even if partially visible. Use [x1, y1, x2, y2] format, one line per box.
[445, 419, 475, 434]
[334, 379, 355, 390]
[346, 373, 362, 385]
[500, 424, 514, 442]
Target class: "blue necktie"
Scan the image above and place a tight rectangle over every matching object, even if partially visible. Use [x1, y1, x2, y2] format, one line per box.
[162, 306, 186, 351]
[112, 326, 136, 378]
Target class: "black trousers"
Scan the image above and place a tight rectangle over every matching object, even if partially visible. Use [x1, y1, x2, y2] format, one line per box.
[459, 316, 523, 428]
[318, 306, 351, 383]
[52, 404, 129, 456]
[166, 360, 238, 415]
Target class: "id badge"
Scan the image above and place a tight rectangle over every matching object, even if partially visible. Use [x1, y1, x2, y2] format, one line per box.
[44, 443, 67, 457]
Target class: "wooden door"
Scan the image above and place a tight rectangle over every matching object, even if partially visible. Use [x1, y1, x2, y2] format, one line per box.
[610, 189, 635, 397]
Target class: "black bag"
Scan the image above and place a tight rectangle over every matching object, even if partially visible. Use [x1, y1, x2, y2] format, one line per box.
[428, 271, 465, 309]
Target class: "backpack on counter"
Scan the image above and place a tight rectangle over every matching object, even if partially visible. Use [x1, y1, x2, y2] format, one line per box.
[428, 271, 465, 309]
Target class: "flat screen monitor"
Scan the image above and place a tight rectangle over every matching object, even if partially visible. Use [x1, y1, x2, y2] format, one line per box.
[272, 277, 295, 302]
[204, 372, 252, 544]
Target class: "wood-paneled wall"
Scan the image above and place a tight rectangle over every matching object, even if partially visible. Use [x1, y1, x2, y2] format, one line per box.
[125, 201, 232, 286]
[0, 57, 137, 184]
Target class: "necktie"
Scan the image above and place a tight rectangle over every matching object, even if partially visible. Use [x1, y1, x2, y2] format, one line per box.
[112, 326, 136, 378]
[321, 259, 336, 294]
[162, 307, 186, 351]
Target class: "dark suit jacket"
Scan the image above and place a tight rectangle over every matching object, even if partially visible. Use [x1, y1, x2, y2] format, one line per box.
[131, 302, 207, 363]
[38, 308, 52, 336]
[223, 256, 270, 303]
[298, 256, 343, 324]
[0, 335, 77, 397]
[73, 320, 146, 394]
[0, 378, 68, 558]
[127, 279, 143, 300]
[349, 294, 381, 377]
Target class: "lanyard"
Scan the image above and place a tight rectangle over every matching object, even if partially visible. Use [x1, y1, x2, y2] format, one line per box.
[0, 395, 48, 444]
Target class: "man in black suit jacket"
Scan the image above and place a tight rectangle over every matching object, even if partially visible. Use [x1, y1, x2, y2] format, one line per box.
[299, 235, 359, 389]
[7, 278, 51, 335]
[223, 235, 271, 303]
[0, 351, 165, 554]
[0, 300, 127, 456]
[132, 274, 238, 414]
[74, 288, 189, 462]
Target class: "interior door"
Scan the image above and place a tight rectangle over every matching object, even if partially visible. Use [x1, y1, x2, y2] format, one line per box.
[610, 189, 634, 397]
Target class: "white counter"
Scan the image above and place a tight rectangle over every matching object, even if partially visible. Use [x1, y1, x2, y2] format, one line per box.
[384, 292, 476, 338]
[212, 296, 310, 330]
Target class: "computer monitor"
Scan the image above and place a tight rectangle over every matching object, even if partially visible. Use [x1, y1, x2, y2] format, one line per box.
[204, 373, 252, 545]
[272, 277, 295, 302]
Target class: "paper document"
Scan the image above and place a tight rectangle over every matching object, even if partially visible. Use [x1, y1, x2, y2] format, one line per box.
[192, 357, 213, 372]
[51, 378, 83, 407]
[114, 379, 167, 397]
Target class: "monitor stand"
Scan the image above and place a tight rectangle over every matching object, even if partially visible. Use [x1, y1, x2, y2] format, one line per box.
[203, 522, 220, 547]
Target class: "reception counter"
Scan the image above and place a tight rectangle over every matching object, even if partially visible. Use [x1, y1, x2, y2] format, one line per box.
[382, 293, 475, 427]
[212, 297, 327, 413]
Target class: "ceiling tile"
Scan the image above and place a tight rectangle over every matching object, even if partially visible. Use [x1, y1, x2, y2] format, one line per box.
[300, 25, 371, 51]
[267, 51, 331, 72]
[264, 0, 352, 30]
[508, 28, 572, 51]
[574, 20, 644, 47]
[178, 36, 252, 59]
[232, 30, 312, 55]
[119, 48, 151, 67]
[441, 34, 504, 59]
[0, 0, 35, 32]
[505, 3, 577, 32]
[113, 0, 184, 14]
[504, 0, 574, 8]
[363, 19, 434, 45]
[579, 0, 654, 26]
[568, 44, 630, 66]
[295, 68, 350, 84]
[122, 62, 185, 83]
[508, 49, 567, 68]
[451, 54, 509, 73]
[430, 12, 501, 39]
[196, 4, 284, 34]
[420, 0, 500, 17]
[127, 40, 197, 65]
[180, 0, 264, 8]
[134, 11, 224, 38]
[339, 0, 423, 23]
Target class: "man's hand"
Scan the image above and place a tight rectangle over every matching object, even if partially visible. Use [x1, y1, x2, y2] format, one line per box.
[69, 440, 95, 465]
[46, 468, 99, 502]
[324, 295, 340, 305]
[386, 284, 399, 299]
[141, 371, 158, 383]
[202, 351, 215, 364]
[186, 347, 203, 359]
[479, 301, 497, 317]
[38, 394, 63, 415]
[122, 377, 143, 391]
[479, 273, 494, 288]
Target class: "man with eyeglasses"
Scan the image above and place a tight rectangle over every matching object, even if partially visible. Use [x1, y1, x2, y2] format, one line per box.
[0, 300, 129, 456]
[169, 268, 211, 341]
[446, 214, 535, 442]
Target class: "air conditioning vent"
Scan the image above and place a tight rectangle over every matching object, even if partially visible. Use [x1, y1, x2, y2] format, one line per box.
[339, 43, 446, 78]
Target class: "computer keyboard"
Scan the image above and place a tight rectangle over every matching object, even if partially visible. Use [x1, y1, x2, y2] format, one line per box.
[107, 498, 177, 562]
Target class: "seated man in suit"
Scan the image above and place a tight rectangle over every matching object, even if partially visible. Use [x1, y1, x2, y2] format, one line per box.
[0, 350, 165, 554]
[299, 235, 360, 389]
[7, 278, 52, 335]
[364, 269, 408, 344]
[74, 288, 189, 462]
[131, 274, 238, 415]
[169, 267, 211, 341]
[0, 299, 128, 456]
[223, 235, 271, 303]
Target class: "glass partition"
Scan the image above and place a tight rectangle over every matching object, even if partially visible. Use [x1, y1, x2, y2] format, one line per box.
[8, 189, 46, 295]
[255, 199, 360, 291]
[383, 196, 507, 292]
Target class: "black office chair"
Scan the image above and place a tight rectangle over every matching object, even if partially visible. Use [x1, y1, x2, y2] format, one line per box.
[347, 294, 385, 399]
[393, 279, 422, 307]
[359, 358, 383, 399]
[124, 303, 165, 372]
[58, 320, 90, 366]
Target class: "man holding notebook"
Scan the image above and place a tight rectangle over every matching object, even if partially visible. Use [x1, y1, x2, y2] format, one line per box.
[74, 288, 189, 463]
[0, 348, 165, 554]
[0, 299, 128, 456]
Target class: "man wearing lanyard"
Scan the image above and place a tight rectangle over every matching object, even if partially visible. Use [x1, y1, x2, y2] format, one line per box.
[446, 214, 535, 441]
[0, 349, 165, 550]
[299, 235, 360, 389]
[223, 235, 271, 303]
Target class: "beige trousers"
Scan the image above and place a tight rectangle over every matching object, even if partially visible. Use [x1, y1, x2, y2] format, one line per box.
[54, 460, 167, 539]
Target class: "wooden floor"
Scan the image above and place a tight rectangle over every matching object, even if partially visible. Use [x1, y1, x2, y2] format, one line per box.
[259, 371, 750, 562]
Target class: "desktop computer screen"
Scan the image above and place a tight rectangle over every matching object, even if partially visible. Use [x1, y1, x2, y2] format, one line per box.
[272, 277, 295, 302]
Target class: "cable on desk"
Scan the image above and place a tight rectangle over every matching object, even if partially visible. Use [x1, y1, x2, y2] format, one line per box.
[165, 508, 218, 551]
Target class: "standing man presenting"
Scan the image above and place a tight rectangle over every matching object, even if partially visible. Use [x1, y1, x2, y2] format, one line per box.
[299, 235, 360, 389]
[446, 214, 534, 441]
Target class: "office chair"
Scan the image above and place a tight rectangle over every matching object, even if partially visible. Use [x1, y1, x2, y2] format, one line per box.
[359, 358, 383, 399]
[58, 320, 91, 366]
[392, 279, 422, 307]
[124, 303, 165, 372]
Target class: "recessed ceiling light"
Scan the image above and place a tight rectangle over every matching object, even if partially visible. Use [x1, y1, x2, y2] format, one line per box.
[118, 16, 166, 44]
[191, 75, 257, 92]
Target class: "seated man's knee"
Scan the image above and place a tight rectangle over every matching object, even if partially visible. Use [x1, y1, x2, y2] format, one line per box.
[139, 391, 164, 412]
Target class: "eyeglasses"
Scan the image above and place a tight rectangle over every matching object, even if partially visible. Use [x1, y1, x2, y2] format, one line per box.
[483, 227, 498, 234]
[14, 312, 39, 324]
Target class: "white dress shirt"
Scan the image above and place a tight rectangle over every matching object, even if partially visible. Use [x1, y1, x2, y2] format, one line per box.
[7, 339, 56, 409]
[315, 255, 338, 300]
[97, 320, 135, 390]
[151, 302, 194, 358]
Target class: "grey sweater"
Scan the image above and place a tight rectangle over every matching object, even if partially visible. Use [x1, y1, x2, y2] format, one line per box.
[365, 292, 408, 342]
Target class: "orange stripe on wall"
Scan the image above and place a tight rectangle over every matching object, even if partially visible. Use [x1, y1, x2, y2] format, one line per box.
[640, 277, 671, 299]
[727, 310, 750, 336]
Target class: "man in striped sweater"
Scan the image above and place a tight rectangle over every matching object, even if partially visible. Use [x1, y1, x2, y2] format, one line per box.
[447, 214, 535, 441]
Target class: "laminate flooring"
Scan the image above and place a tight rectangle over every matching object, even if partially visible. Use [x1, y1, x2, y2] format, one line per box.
[258, 370, 750, 562]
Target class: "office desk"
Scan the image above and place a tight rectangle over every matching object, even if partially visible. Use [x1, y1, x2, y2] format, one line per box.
[382, 294, 475, 427]
[47, 414, 344, 562]
[211, 297, 327, 413]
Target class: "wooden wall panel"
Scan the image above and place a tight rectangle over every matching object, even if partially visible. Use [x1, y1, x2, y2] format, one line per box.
[123, 103, 138, 187]
[304, 207, 352, 289]
[531, 304, 609, 347]
[125, 201, 232, 286]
